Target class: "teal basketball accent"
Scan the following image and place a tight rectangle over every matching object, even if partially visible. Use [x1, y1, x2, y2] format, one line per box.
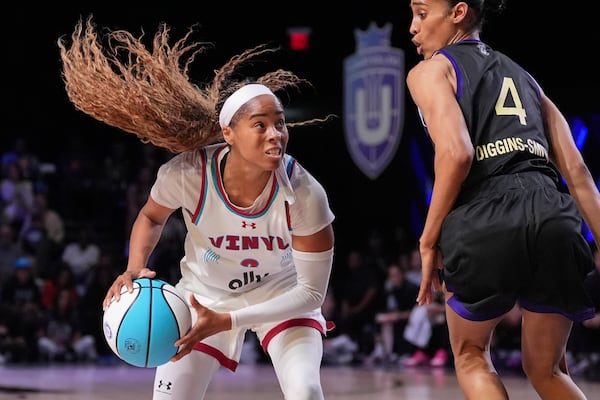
[116, 279, 152, 367]
[147, 285, 180, 367]
[108, 278, 191, 368]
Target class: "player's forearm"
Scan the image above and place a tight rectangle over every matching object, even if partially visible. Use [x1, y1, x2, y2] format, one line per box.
[126, 212, 165, 273]
[230, 248, 334, 329]
[421, 151, 471, 247]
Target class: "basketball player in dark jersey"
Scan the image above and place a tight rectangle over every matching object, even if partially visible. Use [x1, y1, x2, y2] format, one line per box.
[407, 1, 600, 399]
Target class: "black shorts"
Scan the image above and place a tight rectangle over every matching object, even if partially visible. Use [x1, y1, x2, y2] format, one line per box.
[440, 171, 595, 322]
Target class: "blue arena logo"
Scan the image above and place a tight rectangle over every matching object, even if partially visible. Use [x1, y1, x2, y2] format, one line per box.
[343, 22, 405, 179]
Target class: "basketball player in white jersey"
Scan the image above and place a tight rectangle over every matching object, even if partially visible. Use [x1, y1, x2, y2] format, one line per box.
[59, 17, 335, 400]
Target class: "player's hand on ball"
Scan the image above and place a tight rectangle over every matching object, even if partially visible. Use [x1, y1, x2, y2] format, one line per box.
[103, 267, 156, 310]
[171, 295, 232, 362]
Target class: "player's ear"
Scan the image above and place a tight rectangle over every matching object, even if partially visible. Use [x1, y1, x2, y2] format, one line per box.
[222, 126, 234, 145]
[452, 2, 469, 23]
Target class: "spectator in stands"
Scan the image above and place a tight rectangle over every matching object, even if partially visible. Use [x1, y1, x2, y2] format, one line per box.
[1, 138, 39, 180]
[38, 288, 97, 363]
[41, 263, 78, 312]
[321, 287, 359, 366]
[367, 263, 419, 366]
[363, 228, 393, 280]
[0, 222, 23, 287]
[403, 289, 451, 368]
[1, 162, 35, 232]
[19, 209, 47, 258]
[61, 225, 100, 295]
[33, 192, 65, 250]
[335, 250, 382, 360]
[0, 313, 27, 365]
[1, 256, 41, 308]
[404, 246, 423, 287]
[21, 192, 66, 279]
[80, 250, 122, 363]
[0, 256, 44, 362]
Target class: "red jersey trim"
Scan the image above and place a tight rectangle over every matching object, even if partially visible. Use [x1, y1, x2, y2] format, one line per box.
[191, 149, 208, 223]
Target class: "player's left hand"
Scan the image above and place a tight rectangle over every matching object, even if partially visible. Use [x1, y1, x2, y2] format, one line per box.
[171, 295, 233, 361]
[416, 245, 443, 306]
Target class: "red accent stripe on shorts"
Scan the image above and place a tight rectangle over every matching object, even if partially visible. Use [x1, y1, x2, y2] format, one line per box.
[326, 320, 336, 332]
[261, 318, 332, 353]
[192, 342, 239, 372]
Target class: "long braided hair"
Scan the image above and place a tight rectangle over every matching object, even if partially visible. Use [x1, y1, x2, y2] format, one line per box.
[58, 16, 328, 153]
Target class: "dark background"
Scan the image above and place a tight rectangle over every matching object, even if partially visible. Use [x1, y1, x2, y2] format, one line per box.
[5, 1, 600, 253]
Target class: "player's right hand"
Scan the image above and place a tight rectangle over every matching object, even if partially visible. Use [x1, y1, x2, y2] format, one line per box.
[102, 267, 156, 310]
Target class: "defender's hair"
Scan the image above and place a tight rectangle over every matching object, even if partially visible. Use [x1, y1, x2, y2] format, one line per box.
[448, 0, 507, 29]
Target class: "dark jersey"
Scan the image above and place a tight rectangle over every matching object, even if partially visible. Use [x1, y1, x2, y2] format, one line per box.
[430, 42, 595, 322]
[433, 40, 558, 191]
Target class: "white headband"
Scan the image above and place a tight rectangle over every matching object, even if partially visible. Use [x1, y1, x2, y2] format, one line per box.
[218, 84, 276, 128]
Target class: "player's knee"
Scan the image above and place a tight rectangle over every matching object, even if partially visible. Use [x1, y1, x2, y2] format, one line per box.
[523, 358, 557, 387]
[282, 380, 323, 400]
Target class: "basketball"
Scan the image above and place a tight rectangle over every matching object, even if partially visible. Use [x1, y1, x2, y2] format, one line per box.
[102, 278, 192, 368]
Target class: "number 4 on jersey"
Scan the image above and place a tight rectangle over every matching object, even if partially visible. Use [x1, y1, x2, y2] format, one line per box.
[495, 77, 527, 125]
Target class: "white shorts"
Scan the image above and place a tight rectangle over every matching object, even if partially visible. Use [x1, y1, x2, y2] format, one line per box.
[175, 274, 330, 371]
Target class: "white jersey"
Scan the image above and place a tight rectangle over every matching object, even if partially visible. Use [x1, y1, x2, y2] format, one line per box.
[150, 143, 334, 297]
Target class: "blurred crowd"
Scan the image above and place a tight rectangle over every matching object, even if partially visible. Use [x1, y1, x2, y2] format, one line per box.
[0, 137, 184, 365]
[0, 136, 598, 381]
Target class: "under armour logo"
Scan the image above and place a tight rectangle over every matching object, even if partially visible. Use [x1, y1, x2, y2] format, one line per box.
[241, 221, 256, 229]
[158, 380, 172, 390]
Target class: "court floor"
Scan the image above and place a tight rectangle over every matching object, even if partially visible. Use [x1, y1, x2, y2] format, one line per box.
[0, 361, 599, 400]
